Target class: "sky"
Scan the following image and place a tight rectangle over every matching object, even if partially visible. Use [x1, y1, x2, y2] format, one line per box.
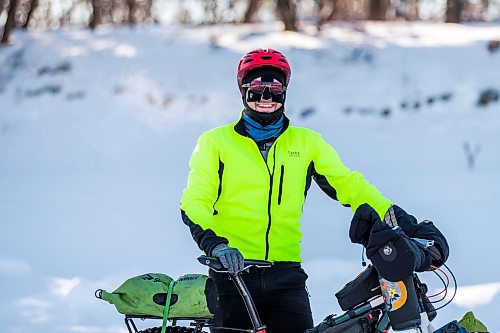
[0, 21, 500, 333]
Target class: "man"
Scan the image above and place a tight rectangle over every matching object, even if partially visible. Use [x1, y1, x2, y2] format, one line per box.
[180, 49, 447, 333]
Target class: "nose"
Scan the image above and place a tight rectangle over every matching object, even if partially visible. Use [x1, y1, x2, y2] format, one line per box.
[261, 87, 272, 100]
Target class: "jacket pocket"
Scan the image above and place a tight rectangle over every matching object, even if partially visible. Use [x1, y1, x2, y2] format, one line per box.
[278, 164, 284, 205]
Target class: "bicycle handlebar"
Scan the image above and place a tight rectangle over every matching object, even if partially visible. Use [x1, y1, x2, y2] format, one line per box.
[197, 255, 273, 273]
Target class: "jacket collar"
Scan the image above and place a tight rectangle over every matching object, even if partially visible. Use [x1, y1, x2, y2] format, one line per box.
[234, 112, 290, 138]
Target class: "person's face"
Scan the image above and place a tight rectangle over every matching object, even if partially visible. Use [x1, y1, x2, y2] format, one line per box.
[245, 77, 284, 113]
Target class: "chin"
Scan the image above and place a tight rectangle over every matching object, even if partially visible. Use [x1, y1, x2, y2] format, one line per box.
[255, 108, 277, 113]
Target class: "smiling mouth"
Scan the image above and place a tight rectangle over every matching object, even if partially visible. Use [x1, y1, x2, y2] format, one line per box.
[256, 103, 275, 109]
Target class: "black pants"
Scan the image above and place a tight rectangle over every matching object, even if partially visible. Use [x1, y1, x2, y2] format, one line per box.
[209, 263, 313, 333]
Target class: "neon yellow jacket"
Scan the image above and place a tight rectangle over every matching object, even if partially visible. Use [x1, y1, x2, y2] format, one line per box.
[181, 116, 391, 262]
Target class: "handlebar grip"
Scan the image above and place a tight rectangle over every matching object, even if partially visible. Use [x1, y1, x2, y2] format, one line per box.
[197, 256, 225, 271]
[197, 255, 273, 271]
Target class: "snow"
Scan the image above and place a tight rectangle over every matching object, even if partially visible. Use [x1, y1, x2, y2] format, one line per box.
[1, 21, 500, 333]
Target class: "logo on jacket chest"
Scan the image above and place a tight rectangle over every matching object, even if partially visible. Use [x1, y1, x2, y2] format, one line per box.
[288, 150, 301, 158]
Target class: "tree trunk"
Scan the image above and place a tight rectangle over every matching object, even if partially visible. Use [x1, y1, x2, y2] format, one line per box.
[481, 0, 489, 20]
[143, 0, 152, 23]
[243, 0, 260, 23]
[319, 0, 336, 21]
[481, 0, 489, 11]
[276, 0, 297, 31]
[314, 0, 337, 31]
[61, 0, 80, 26]
[1, 0, 19, 44]
[396, 0, 419, 20]
[446, 0, 466, 23]
[89, 0, 101, 29]
[368, 0, 389, 20]
[22, 0, 37, 28]
[331, 0, 349, 20]
[126, 0, 135, 24]
[410, 0, 419, 20]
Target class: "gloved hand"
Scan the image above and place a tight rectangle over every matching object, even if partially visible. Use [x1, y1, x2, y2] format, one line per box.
[349, 204, 420, 246]
[384, 205, 449, 267]
[350, 204, 433, 281]
[349, 203, 381, 247]
[211, 243, 245, 274]
[365, 221, 429, 281]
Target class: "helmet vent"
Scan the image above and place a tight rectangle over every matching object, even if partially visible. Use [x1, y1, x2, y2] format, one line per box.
[260, 56, 272, 60]
[244, 59, 254, 63]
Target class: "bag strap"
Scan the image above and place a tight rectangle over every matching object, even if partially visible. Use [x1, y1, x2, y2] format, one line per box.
[161, 279, 175, 333]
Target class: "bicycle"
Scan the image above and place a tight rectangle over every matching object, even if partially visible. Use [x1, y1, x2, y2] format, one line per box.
[101, 254, 462, 333]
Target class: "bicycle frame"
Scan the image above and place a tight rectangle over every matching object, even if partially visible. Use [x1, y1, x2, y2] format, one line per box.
[198, 255, 437, 333]
[230, 273, 267, 333]
[113, 256, 444, 333]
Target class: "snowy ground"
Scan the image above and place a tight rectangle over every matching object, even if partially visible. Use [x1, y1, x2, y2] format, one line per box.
[1, 22, 499, 333]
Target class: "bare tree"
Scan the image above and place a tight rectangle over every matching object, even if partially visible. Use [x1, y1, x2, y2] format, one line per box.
[143, 0, 153, 23]
[203, 0, 218, 24]
[276, 0, 297, 31]
[177, 1, 191, 25]
[243, 0, 260, 23]
[446, 0, 466, 23]
[395, 0, 419, 20]
[481, 0, 489, 20]
[314, 0, 347, 30]
[22, 0, 38, 28]
[1, 0, 19, 44]
[60, 0, 82, 26]
[126, 0, 136, 24]
[461, 0, 490, 21]
[368, 0, 389, 20]
[89, 0, 102, 29]
[315, 0, 334, 28]
[463, 142, 481, 169]
[89, 0, 118, 28]
[481, 0, 489, 14]
[333, 0, 351, 20]
[478, 0, 489, 20]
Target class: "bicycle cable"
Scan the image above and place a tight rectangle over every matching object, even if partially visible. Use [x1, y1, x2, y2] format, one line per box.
[428, 265, 449, 303]
[433, 263, 458, 311]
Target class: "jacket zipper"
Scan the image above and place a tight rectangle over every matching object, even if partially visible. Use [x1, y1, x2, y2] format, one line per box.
[264, 144, 277, 260]
[278, 165, 284, 205]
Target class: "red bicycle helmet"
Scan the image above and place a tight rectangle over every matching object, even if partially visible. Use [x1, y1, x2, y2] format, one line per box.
[237, 49, 291, 93]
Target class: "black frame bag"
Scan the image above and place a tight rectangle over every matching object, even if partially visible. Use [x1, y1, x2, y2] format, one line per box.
[335, 265, 381, 311]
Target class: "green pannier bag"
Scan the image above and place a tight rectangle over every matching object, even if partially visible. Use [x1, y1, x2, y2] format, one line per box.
[458, 311, 489, 333]
[98, 273, 217, 319]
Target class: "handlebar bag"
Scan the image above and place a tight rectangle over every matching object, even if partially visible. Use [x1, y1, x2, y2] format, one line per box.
[335, 265, 381, 311]
[99, 273, 217, 319]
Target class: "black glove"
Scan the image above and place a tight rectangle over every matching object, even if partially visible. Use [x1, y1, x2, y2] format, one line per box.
[350, 204, 433, 282]
[349, 203, 381, 247]
[384, 205, 449, 267]
[366, 221, 430, 281]
[211, 243, 245, 274]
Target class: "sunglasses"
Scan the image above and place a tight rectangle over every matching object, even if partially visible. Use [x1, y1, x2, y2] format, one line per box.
[242, 80, 286, 95]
